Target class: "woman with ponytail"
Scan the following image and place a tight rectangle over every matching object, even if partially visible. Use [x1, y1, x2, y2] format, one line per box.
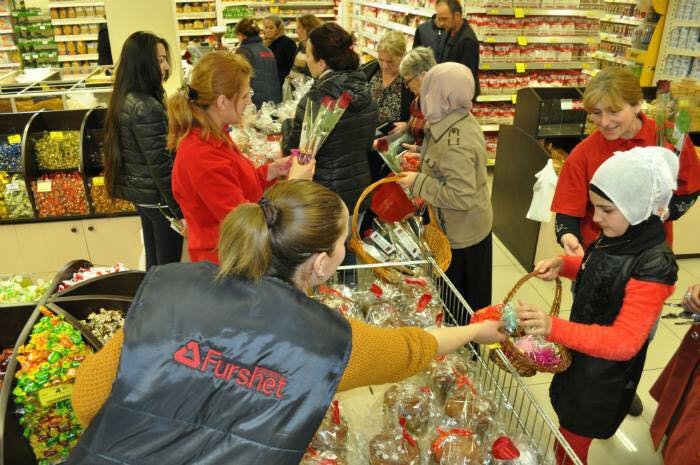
[103, 31, 182, 269]
[169, 51, 313, 264]
[69, 180, 506, 465]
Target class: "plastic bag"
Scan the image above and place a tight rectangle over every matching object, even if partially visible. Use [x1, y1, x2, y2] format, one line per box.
[526, 159, 558, 223]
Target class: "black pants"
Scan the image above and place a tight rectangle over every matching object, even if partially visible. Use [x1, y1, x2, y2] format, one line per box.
[445, 232, 493, 326]
[136, 206, 183, 270]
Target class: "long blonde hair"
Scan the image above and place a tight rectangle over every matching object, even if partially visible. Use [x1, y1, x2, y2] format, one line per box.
[167, 51, 251, 149]
[583, 68, 643, 113]
[218, 180, 346, 281]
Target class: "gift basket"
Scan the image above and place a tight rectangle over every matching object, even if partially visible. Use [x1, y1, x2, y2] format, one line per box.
[472, 272, 571, 378]
[325, 260, 583, 465]
[349, 176, 451, 283]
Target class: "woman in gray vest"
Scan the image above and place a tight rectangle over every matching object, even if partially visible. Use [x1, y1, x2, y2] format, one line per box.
[235, 19, 281, 108]
[68, 180, 505, 465]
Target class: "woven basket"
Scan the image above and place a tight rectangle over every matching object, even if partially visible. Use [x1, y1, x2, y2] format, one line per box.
[489, 272, 572, 377]
[349, 176, 452, 282]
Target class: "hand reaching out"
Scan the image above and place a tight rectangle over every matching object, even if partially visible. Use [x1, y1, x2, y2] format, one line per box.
[534, 257, 563, 281]
[516, 300, 552, 337]
[561, 233, 584, 257]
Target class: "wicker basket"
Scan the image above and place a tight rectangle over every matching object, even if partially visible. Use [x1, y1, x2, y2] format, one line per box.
[489, 272, 572, 377]
[349, 176, 452, 282]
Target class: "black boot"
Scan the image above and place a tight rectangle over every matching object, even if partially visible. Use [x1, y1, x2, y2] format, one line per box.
[628, 393, 643, 417]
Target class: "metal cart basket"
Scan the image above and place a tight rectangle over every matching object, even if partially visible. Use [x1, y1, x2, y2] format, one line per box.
[331, 259, 583, 465]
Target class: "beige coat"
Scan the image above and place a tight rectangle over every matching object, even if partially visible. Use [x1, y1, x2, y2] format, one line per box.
[411, 111, 492, 249]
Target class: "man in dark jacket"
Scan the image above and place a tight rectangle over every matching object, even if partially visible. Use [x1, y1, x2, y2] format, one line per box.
[413, 14, 445, 59]
[436, 0, 480, 98]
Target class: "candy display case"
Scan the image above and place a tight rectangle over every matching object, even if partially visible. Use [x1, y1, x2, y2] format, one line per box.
[0, 112, 35, 221]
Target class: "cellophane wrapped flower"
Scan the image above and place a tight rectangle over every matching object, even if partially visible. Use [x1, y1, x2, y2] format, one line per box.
[297, 91, 353, 164]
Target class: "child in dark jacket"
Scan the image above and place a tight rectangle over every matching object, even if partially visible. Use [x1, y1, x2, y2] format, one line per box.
[517, 146, 679, 465]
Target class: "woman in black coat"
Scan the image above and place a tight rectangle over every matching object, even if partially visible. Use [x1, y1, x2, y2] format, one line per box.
[263, 15, 297, 88]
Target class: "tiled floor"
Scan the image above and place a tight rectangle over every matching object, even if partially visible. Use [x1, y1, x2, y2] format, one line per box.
[491, 235, 697, 465]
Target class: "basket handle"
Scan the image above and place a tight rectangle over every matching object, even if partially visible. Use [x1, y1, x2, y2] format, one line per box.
[503, 272, 562, 317]
[351, 175, 405, 242]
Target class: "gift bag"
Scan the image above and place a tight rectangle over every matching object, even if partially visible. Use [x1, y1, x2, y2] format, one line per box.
[526, 159, 558, 223]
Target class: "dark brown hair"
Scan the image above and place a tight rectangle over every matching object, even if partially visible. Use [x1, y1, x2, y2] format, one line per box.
[218, 180, 346, 281]
[235, 18, 260, 38]
[308, 23, 359, 71]
[297, 14, 322, 33]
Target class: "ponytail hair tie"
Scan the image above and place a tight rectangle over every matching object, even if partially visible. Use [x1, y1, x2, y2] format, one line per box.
[187, 85, 198, 101]
[258, 197, 280, 227]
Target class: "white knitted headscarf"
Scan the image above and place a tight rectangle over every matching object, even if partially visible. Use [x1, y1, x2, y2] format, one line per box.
[590, 146, 679, 225]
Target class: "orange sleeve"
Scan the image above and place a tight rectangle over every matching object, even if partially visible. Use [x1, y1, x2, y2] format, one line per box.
[72, 328, 123, 427]
[560, 255, 583, 280]
[338, 319, 438, 392]
[676, 138, 700, 195]
[548, 279, 673, 361]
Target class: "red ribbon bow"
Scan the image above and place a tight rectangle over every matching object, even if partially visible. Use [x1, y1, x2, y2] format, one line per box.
[416, 293, 433, 313]
[399, 417, 418, 447]
[431, 427, 474, 457]
[331, 400, 340, 425]
[370, 283, 384, 298]
[454, 373, 478, 396]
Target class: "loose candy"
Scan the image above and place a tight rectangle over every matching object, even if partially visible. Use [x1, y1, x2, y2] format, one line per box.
[0, 172, 34, 219]
[0, 275, 49, 304]
[32, 172, 89, 217]
[80, 308, 125, 344]
[89, 176, 135, 213]
[34, 131, 81, 170]
[0, 141, 22, 172]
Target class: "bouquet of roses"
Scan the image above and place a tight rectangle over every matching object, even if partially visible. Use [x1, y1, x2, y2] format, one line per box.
[376, 133, 414, 174]
[296, 91, 353, 164]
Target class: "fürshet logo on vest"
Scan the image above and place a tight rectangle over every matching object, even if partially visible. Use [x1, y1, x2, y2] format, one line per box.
[173, 340, 288, 399]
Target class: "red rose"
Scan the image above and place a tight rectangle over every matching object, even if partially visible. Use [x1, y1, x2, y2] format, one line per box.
[320, 96, 335, 111]
[336, 91, 352, 110]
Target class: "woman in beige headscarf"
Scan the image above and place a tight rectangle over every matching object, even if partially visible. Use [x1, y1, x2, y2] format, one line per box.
[397, 62, 493, 324]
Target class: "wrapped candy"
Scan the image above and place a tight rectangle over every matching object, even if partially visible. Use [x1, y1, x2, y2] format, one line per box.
[383, 383, 434, 436]
[0, 140, 22, 172]
[512, 335, 562, 367]
[313, 284, 364, 321]
[80, 308, 125, 344]
[472, 302, 517, 334]
[12, 307, 93, 464]
[32, 172, 89, 217]
[1, 172, 34, 219]
[369, 420, 420, 465]
[430, 427, 482, 465]
[0, 348, 13, 389]
[427, 354, 473, 403]
[0, 275, 48, 304]
[34, 131, 81, 170]
[58, 263, 128, 292]
[309, 400, 348, 457]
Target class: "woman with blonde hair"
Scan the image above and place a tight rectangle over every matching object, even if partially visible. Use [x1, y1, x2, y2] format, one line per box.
[290, 13, 322, 76]
[168, 51, 313, 264]
[68, 180, 505, 465]
[263, 15, 296, 86]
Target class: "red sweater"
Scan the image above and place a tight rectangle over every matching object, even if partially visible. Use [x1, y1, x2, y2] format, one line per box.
[172, 128, 272, 264]
[548, 255, 674, 361]
[551, 112, 700, 249]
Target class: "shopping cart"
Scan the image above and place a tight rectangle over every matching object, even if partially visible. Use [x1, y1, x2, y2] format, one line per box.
[332, 259, 583, 465]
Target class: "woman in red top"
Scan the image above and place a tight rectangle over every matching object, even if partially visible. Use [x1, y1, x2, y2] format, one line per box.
[168, 51, 314, 263]
[551, 68, 699, 257]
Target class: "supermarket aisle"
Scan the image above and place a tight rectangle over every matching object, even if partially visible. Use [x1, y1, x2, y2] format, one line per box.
[493, 235, 698, 465]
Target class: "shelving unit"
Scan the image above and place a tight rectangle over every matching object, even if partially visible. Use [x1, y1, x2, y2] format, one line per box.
[49, 1, 106, 73]
[0, 0, 18, 70]
[655, 0, 699, 82]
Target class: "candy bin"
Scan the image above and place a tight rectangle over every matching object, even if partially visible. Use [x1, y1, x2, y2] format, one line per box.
[0, 275, 49, 304]
[34, 131, 81, 170]
[32, 172, 89, 217]
[1, 173, 35, 219]
[0, 138, 22, 172]
[88, 175, 135, 214]
[0, 348, 12, 389]
[79, 308, 125, 344]
[12, 307, 94, 464]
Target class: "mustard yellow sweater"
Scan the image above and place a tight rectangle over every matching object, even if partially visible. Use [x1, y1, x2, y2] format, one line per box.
[72, 320, 438, 426]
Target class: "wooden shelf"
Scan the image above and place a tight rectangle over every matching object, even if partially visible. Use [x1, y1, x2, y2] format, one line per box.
[51, 17, 106, 25]
[55, 34, 98, 42]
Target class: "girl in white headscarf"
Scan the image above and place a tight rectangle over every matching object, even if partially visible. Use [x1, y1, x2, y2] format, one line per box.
[517, 146, 680, 465]
[397, 62, 492, 324]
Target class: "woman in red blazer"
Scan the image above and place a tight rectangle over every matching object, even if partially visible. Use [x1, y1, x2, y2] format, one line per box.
[168, 51, 314, 263]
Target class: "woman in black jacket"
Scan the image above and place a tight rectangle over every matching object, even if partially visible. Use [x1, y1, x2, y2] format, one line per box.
[104, 31, 182, 269]
[281, 23, 377, 212]
[263, 15, 297, 88]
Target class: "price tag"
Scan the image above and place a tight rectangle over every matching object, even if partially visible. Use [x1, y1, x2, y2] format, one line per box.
[270, 6, 279, 13]
[50, 131, 64, 140]
[485, 36, 495, 43]
[5, 182, 19, 193]
[487, 8, 499, 14]
[92, 176, 105, 186]
[586, 37, 596, 44]
[511, 94, 517, 104]
[515, 62, 526, 73]
[543, 63, 553, 69]
[481, 63, 491, 70]
[582, 63, 592, 69]
[513, 7, 525, 18]
[7, 134, 21, 144]
[37, 180, 52, 193]
[38, 383, 73, 407]
[517, 36, 528, 46]
[560, 99, 574, 110]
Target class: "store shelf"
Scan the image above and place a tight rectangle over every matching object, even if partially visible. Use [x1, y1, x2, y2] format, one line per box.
[481, 124, 500, 132]
[51, 17, 107, 26]
[599, 32, 632, 46]
[358, 30, 381, 42]
[177, 29, 211, 36]
[352, 15, 414, 35]
[222, 1, 334, 6]
[599, 14, 643, 26]
[175, 0, 211, 3]
[48, 1, 104, 7]
[0, 28, 13, 34]
[480, 61, 594, 71]
[222, 17, 247, 23]
[481, 35, 598, 44]
[482, 8, 600, 17]
[351, 0, 437, 17]
[177, 12, 216, 20]
[0, 62, 19, 68]
[674, 20, 700, 28]
[0, 11, 11, 17]
[55, 34, 98, 42]
[666, 48, 700, 59]
[361, 47, 377, 58]
[58, 53, 98, 62]
[0, 45, 17, 51]
[279, 14, 334, 18]
[592, 50, 636, 66]
[604, 0, 636, 3]
[477, 94, 517, 103]
[655, 74, 698, 83]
